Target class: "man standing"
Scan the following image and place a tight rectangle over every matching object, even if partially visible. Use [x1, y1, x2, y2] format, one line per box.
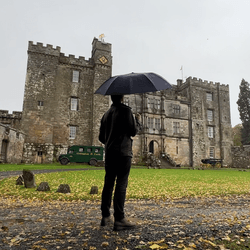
[99, 95, 141, 231]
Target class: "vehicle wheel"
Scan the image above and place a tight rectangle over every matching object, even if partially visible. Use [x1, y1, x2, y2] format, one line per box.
[60, 158, 69, 165]
[89, 159, 97, 166]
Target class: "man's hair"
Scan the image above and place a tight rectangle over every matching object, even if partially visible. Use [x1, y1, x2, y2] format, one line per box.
[111, 95, 123, 104]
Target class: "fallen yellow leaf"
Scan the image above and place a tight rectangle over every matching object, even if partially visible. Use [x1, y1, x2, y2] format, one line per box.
[189, 242, 196, 248]
[202, 239, 217, 247]
[150, 244, 162, 249]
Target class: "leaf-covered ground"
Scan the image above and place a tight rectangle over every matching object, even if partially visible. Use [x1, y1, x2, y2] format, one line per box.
[1, 195, 250, 249]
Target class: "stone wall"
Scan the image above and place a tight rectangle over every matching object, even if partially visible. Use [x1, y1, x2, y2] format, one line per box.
[22, 143, 68, 164]
[0, 123, 25, 163]
[232, 145, 250, 168]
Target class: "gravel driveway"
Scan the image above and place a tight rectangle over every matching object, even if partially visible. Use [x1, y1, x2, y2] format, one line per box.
[1, 194, 250, 249]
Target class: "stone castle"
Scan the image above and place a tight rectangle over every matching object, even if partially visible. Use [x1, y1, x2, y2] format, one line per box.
[0, 37, 233, 167]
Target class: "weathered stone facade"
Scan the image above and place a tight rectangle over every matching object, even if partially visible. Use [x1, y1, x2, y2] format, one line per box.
[127, 77, 233, 167]
[0, 123, 25, 163]
[21, 38, 111, 163]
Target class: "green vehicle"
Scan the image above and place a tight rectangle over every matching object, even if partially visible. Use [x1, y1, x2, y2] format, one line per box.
[58, 145, 104, 166]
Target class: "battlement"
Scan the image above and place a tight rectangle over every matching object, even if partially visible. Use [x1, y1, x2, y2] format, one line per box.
[184, 76, 229, 90]
[28, 41, 61, 56]
[59, 53, 92, 67]
[0, 110, 22, 119]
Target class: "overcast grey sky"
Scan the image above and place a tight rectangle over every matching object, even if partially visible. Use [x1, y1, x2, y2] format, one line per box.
[0, 0, 249, 126]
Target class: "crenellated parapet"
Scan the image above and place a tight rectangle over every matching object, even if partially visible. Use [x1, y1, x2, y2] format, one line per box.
[0, 110, 22, 119]
[28, 41, 96, 67]
[0, 110, 22, 130]
[28, 41, 61, 57]
[184, 76, 229, 90]
[59, 53, 93, 67]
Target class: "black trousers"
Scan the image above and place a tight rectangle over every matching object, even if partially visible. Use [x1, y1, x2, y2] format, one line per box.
[101, 155, 131, 221]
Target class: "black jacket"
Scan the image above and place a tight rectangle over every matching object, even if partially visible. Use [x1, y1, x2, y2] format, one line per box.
[99, 103, 140, 158]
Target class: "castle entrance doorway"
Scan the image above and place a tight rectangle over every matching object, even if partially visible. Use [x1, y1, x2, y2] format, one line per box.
[149, 140, 154, 154]
[1, 140, 8, 163]
[149, 140, 160, 157]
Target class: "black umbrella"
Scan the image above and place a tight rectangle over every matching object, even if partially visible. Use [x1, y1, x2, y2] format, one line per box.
[94, 72, 172, 95]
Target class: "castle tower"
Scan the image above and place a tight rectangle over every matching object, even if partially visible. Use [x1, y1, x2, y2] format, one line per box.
[181, 77, 233, 167]
[21, 38, 112, 163]
[90, 38, 112, 146]
[21, 42, 61, 145]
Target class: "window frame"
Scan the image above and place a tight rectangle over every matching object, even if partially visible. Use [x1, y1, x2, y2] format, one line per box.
[209, 147, 215, 158]
[173, 121, 180, 134]
[147, 98, 150, 108]
[173, 104, 180, 114]
[70, 97, 78, 111]
[156, 99, 161, 110]
[38, 101, 44, 107]
[155, 118, 161, 130]
[148, 117, 154, 128]
[123, 97, 129, 106]
[37, 151, 43, 157]
[72, 70, 80, 83]
[150, 99, 154, 109]
[206, 92, 213, 101]
[207, 109, 213, 121]
[208, 126, 214, 138]
[69, 126, 76, 139]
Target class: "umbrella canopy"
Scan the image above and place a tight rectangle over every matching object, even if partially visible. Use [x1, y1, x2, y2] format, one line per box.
[94, 72, 172, 95]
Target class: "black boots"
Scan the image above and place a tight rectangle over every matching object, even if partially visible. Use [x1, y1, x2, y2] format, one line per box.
[113, 218, 136, 231]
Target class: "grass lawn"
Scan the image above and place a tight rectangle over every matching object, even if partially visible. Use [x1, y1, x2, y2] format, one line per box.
[0, 169, 250, 201]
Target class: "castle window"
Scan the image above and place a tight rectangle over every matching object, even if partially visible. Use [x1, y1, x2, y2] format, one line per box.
[149, 99, 154, 109]
[37, 151, 43, 157]
[209, 147, 215, 158]
[207, 109, 213, 121]
[208, 126, 214, 138]
[147, 99, 150, 108]
[147, 98, 155, 109]
[69, 126, 76, 139]
[16, 132, 19, 139]
[38, 101, 44, 106]
[173, 105, 180, 114]
[206, 92, 213, 101]
[155, 118, 161, 130]
[148, 117, 154, 128]
[72, 70, 79, 83]
[173, 122, 180, 134]
[71, 98, 78, 111]
[155, 99, 161, 109]
[123, 97, 129, 106]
